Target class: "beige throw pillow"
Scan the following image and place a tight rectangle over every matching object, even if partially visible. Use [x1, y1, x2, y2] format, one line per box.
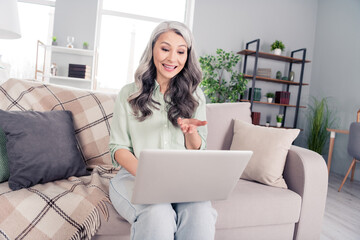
[230, 119, 300, 188]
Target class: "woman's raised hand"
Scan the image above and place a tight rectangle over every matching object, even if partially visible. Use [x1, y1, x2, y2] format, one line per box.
[177, 117, 207, 134]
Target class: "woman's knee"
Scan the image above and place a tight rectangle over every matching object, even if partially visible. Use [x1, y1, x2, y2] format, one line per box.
[176, 201, 217, 222]
[133, 204, 177, 239]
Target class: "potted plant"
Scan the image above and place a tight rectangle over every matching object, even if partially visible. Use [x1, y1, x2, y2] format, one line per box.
[271, 40, 285, 55]
[276, 114, 284, 127]
[199, 49, 248, 103]
[52, 36, 57, 46]
[83, 41, 89, 49]
[266, 92, 275, 103]
[265, 115, 271, 127]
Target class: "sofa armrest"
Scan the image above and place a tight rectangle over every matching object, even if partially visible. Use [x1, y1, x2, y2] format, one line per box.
[283, 145, 328, 240]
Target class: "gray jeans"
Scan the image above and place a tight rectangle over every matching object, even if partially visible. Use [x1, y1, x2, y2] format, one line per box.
[109, 168, 218, 240]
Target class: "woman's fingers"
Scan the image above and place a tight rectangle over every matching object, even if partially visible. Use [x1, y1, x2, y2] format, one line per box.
[177, 117, 207, 134]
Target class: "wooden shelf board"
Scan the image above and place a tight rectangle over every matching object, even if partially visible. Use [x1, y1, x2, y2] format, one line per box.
[238, 49, 311, 63]
[48, 45, 94, 56]
[244, 74, 309, 85]
[240, 99, 306, 108]
[48, 75, 92, 82]
[257, 124, 303, 130]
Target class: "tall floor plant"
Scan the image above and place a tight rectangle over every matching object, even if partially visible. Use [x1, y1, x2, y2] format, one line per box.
[306, 97, 336, 155]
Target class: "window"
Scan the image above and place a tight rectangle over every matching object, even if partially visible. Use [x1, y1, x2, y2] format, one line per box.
[0, 1, 54, 80]
[95, 0, 193, 92]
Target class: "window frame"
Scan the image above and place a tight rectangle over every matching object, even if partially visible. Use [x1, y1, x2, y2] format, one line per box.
[93, 0, 195, 92]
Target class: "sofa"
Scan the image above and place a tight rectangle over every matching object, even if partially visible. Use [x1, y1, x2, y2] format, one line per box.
[0, 79, 328, 240]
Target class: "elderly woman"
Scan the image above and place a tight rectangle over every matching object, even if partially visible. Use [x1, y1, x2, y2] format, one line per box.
[109, 21, 217, 240]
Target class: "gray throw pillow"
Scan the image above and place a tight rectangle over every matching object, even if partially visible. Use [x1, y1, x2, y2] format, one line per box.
[0, 110, 89, 190]
[0, 128, 10, 183]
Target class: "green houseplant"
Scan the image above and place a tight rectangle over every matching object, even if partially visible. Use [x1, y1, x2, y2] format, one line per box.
[276, 114, 283, 127]
[306, 97, 336, 155]
[266, 92, 275, 103]
[52, 36, 57, 46]
[83, 41, 89, 49]
[199, 49, 248, 103]
[271, 40, 285, 55]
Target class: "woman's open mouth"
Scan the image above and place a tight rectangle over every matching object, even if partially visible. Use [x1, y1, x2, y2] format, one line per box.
[163, 64, 177, 72]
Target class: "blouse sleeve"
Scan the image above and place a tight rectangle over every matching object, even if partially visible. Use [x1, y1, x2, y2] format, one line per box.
[109, 87, 133, 167]
[193, 87, 208, 150]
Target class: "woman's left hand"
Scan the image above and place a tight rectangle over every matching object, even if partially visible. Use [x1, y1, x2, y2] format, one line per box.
[177, 117, 207, 134]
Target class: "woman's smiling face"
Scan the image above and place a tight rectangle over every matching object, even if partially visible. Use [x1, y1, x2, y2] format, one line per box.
[152, 30, 188, 84]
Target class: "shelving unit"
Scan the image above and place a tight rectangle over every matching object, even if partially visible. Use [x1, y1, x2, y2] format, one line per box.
[238, 39, 311, 128]
[35, 40, 96, 89]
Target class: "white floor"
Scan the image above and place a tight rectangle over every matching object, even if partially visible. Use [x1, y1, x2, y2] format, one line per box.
[320, 173, 360, 240]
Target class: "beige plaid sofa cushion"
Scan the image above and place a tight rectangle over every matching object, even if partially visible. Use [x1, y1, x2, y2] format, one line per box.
[0, 78, 116, 168]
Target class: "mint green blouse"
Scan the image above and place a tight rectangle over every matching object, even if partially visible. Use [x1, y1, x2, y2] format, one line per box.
[109, 81, 207, 168]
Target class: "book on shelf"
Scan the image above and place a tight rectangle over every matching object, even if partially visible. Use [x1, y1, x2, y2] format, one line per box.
[275, 91, 290, 104]
[68, 63, 91, 69]
[68, 63, 91, 79]
[68, 72, 91, 79]
[69, 67, 91, 73]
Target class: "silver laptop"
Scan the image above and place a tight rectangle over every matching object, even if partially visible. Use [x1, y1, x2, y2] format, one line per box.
[131, 149, 252, 204]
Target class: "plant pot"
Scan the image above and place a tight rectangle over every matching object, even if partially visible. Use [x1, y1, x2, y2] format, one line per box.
[267, 98, 273, 103]
[52, 41, 57, 46]
[274, 48, 282, 55]
[276, 122, 282, 127]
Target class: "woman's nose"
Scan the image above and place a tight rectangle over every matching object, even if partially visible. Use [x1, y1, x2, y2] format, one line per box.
[167, 50, 177, 62]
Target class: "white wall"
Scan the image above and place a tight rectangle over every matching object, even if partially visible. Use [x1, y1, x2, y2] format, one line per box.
[311, 0, 360, 180]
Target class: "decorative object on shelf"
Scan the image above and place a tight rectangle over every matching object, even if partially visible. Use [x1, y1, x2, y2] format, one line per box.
[199, 49, 248, 103]
[306, 97, 337, 155]
[68, 63, 91, 79]
[83, 41, 89, 49]
[256, 68, 271, 78]
[289, 71, 295, 81]
[50, 63, 57, 76]
[52, 36, 57, 46]
[266, 115, 271, 127]
[251, 112, 261, 125]
[271, 40, 285, 55]
[248, 87, 261, 101]
[66, 36, 74, 48]
[275, 91, 290, 104]
[276, 114, 284, 127]
[281, 76, 288, 81]
[276, 71, 282, 79]
[266, 92, 275, 103]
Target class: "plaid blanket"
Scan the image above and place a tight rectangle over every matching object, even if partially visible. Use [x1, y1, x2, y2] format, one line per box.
[0, 79, 119, 239]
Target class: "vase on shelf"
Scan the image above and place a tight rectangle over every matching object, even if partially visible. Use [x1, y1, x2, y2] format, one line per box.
[66, 36, 74, 48]
[289, 71, 295, 81]
[273, 48, 282, 55]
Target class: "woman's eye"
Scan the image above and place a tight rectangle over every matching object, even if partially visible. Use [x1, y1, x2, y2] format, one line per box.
[178, 51, 185, 55]
[162, 48, 169, 52]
